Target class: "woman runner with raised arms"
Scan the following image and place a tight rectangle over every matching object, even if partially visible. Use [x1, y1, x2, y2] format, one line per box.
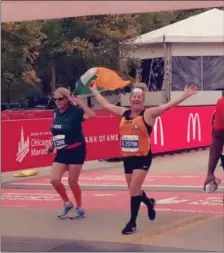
[90, 84, 198, 234]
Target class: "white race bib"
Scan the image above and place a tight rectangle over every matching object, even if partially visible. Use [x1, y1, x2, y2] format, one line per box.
[53, 135, 67, 150]
[121, 135, 139, 152]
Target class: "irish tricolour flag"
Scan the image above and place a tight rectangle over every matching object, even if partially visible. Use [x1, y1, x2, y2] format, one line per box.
[73, 67, 131, 97]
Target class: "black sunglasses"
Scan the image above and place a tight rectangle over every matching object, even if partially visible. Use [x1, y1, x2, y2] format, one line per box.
[54, 97, 64, 102]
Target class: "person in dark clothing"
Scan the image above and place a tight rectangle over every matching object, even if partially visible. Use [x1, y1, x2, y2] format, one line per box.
[49, 87, 95, 219]
[204, 90, 224, 189]
[212, 110, 224, 169]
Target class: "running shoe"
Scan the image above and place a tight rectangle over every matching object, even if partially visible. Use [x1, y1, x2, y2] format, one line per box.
[70, 207, 86, 220]
[122, 222, 137, 235]
[141, 191, 156, 220]
[57, 202, 73, 218]
[147, 198, 156, 220]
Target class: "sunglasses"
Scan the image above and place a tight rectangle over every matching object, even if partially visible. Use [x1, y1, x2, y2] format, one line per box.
[54, 97, 65, 102]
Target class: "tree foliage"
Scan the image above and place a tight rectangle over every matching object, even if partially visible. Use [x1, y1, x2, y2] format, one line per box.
[1, 22, 46, 101]
[1, 8, 216, 102]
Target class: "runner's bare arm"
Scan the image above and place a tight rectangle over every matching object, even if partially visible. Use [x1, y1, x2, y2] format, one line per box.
[48, 116, 55, 153]
[144, 85, 198, 121]
[70, 95, 96, 119]
[90, 85, 127, 116]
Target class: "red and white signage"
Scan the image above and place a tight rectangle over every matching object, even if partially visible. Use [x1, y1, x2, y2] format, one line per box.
[187, 113, 201, 143]
[2, 106, 214, 172]
[2, 189, 223, 215]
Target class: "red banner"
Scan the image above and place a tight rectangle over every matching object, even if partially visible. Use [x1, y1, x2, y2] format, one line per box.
[2, 106, 214, 172]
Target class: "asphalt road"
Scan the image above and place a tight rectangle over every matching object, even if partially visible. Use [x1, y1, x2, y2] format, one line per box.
[1, 150, 224, 252]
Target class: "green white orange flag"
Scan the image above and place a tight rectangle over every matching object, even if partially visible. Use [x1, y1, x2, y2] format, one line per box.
[73, 67, 131, 97]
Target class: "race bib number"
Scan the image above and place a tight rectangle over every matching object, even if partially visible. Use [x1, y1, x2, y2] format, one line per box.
[52, 135, 67, 150]
[121, 135, 139, 152]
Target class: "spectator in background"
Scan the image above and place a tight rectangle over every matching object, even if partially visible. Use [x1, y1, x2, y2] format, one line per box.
[204, 89, 224, 189]
[212, 108, 224, 168]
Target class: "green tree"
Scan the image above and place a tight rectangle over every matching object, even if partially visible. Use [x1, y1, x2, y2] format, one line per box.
[137, 8, 218, 35]
[3, 8, 218, 102]
[1, 22, 45, 102]
[35, 14, 141, 93]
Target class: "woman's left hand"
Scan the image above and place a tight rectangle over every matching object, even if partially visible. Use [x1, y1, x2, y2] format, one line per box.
[70, 94, 96, 118]
[183, 84, 198, 98]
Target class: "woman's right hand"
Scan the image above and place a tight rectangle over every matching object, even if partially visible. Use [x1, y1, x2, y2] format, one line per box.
[47, 143, 54, 154]
[89, 82, 98, 93]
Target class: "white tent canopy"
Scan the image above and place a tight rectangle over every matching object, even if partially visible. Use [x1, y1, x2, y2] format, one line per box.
[133, 8, 224, 44]
[1, 1, 223, 23]
[125, 8, 224, 107]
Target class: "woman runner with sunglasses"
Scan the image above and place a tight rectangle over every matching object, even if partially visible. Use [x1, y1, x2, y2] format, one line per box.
[49, 87, 95, 219]
[90, 84, 198, 234]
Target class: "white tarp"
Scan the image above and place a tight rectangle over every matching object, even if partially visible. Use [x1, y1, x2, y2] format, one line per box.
[2, 1, 224, 23]
[133, 8, 224, 44]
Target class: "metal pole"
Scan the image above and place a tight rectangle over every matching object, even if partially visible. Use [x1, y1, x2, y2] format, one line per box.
[163, 41, 172, 102]
[201, 56, 204, 91]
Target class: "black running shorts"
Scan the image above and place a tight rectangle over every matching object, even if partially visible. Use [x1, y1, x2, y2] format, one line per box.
[123, 150, 152, 174]
[54, 143, 86, 165]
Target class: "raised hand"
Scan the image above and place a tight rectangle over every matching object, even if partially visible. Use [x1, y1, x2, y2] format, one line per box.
[183, 84, 198, 98]
[89, 82, 97, 92]
[69, 94, 85, 106]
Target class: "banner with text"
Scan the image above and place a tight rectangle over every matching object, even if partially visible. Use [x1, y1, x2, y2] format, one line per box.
[2, 106, 214, 172]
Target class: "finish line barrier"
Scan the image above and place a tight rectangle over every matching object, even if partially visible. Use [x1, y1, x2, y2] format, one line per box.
[2, 106, 214, 172]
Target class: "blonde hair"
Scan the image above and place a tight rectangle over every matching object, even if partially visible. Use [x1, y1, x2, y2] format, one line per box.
[130, 87, 145, 101]
[54, 87, 71, 99]
[131, 88, 144, 94]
